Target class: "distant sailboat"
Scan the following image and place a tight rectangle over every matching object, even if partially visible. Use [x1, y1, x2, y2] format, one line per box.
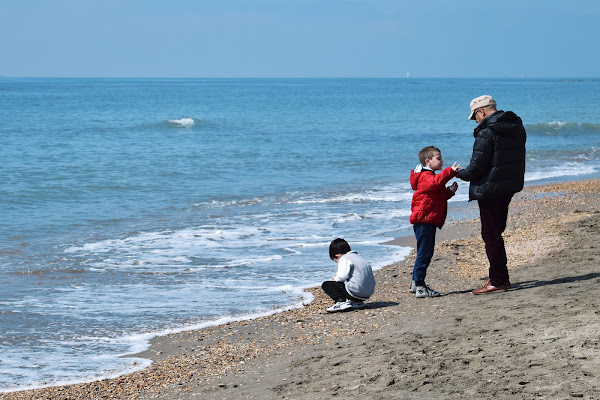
[406, 72, 410, 79]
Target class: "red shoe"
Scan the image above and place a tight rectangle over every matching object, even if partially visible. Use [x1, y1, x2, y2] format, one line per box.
[472, 280, 510, 295]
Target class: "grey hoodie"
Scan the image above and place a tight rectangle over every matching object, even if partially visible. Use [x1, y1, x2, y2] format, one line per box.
[333, 251, 376, 300]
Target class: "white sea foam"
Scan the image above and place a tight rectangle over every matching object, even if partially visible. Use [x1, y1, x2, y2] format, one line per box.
[0, 340, 152, 394]
[372, 246, 412, 270]
[369, 209, 412, 219]
[3, 308, 268, 393]
[283, 247, 302, 255]
[525, 162, 598, 182]
[334, 213, 362, 223]
[526, 121, 600, 135]
[292, 183, 413, 205]
[201, 197, 264, 208]
[166, 117, 195, 127]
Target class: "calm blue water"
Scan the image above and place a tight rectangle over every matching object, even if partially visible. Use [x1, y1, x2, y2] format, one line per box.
[1, 78, 599, 391]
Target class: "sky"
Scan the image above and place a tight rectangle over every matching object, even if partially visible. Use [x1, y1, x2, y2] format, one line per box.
[0, 0, 598, 78]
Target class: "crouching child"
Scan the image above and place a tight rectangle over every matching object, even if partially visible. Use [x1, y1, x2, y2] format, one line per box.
[321, 238, 376, 313]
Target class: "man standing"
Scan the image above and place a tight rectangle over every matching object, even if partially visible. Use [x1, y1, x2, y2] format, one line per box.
[458, 95, 526, 294]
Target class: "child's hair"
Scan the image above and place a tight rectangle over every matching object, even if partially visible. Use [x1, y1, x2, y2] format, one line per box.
[418, 146, 441, 166]
[329, 238, 351, 259]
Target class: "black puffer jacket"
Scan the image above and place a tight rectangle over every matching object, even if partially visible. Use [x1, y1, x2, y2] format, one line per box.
[458, 110, 526, 200]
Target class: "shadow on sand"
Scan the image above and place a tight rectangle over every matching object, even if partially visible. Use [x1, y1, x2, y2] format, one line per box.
[443, 272, 600, 296]
[364, 301, 399, 310]
[511, 272, 600, 290]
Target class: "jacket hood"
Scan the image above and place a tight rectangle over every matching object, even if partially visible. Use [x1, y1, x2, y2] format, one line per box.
[410, 168, 432, 190]
[474, 110, 523, 138]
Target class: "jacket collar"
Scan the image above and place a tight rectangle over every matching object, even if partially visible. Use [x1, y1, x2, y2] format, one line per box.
[474, 110, 503, 136]
[414, 165, 433, 173]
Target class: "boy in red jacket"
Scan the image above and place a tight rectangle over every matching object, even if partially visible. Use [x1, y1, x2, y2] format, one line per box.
[409, 146, 460, 298]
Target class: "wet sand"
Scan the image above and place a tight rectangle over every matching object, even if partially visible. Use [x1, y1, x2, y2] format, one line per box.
[3, 178, 600, 399]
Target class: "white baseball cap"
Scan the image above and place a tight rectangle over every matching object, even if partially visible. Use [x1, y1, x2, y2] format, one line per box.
[468, 95, 496, 120]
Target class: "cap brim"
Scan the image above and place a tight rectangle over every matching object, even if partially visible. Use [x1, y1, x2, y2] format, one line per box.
[468, 110, 476, 120]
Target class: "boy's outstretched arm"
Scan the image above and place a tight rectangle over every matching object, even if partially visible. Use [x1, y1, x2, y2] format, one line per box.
[418, 165, 460, 191]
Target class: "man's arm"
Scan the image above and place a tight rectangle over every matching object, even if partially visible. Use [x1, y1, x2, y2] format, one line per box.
[458, 130, 494, 182]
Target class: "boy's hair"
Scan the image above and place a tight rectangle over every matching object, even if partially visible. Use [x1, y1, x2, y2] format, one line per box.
[329, 238, 351, 259]
[418, 146, 441, 166]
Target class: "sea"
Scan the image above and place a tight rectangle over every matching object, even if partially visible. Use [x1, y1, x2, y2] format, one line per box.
[1, 78, 599, 392]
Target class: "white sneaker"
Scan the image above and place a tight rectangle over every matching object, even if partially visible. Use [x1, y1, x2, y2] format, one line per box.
[349, 300, 366, 310]
[326, 301, 353, 313]
[415, 285, 441, 298]
[409, 280, 417, 293]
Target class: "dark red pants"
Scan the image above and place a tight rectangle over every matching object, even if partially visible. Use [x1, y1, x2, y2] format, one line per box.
[478, 194, 513, 286]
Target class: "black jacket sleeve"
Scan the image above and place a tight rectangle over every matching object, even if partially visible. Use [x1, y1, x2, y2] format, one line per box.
[458, 128, 494, 182]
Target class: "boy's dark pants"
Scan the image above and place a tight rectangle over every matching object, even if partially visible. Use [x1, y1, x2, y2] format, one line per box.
[478, 194, 513, 286]
[413, 223, 437, 287]
[321, 281, 362, 303]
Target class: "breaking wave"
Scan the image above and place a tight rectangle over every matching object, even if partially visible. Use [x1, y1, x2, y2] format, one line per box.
[166, 117, 195, 128]
[526, 121, 600, 136]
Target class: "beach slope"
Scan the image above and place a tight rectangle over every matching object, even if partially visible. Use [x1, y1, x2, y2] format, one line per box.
[3, 179, 599, 400]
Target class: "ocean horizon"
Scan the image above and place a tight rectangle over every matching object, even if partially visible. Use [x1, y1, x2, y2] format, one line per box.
[1, 77, 599, 392]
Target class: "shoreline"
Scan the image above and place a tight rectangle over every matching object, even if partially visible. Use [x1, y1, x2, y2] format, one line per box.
[3, 178, 600, 399]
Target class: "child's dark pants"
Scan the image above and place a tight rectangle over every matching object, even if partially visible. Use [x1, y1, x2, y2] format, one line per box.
[412, 223, 437, 287]
[321, 281, 362, 303]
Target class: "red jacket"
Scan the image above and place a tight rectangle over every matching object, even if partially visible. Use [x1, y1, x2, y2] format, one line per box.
[410, 167, 457, 228]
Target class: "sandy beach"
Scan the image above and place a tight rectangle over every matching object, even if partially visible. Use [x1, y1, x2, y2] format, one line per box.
[3, 178, 599, 400]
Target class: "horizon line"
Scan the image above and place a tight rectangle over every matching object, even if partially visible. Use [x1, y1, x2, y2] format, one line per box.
[1, 75, 598, 80]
